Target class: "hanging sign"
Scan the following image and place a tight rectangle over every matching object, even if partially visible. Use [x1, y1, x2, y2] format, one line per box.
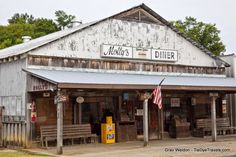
[222, 104, 227, 114]
[43, 92, 50, 97]
[57, 95, 67, 103]
[76, 96, 84, 104]
[209, 93, 218, 97]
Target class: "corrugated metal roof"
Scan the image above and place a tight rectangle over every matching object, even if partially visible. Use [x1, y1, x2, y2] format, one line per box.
[24, 68, 236, 88]
[0, 21, 97, 59]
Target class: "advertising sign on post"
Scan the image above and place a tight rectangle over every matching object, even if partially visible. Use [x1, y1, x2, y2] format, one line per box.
[57, 95, 67, 103]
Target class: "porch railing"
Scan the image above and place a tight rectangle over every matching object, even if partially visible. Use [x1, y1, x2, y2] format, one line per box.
[1, 121, 27, 147]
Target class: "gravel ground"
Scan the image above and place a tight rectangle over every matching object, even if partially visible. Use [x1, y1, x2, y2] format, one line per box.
[25, 136, 236, 157]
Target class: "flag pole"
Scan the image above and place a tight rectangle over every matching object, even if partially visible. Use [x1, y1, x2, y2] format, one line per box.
[143, 78, 165, 147]
[148, 78, 165, 99]
[158, 78, 165, 86]
[157, 78, 165, 140]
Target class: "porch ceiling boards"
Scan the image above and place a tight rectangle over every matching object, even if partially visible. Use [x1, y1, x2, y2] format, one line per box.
[23, 68, 236, 92]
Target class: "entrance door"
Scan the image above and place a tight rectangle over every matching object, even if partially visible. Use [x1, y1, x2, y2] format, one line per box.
[149, 101, 159, 140]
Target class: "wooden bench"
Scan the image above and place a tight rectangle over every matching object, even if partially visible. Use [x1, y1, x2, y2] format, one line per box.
[40, 124, 97, 148]
[195, 118, 236, 137]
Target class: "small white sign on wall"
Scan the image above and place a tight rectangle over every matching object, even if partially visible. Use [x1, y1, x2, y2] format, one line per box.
[171, 98, 180, 107]
[191, 98, 196, 106]
[133, 48, 151, 60]
[222, 99, 227, 104]
[136, 109, 144, 116]
[27, 103, 32, 109]
[152, 49, 178, 61]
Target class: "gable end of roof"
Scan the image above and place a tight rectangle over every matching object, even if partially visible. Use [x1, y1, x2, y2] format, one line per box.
[0, 3, 229, 67]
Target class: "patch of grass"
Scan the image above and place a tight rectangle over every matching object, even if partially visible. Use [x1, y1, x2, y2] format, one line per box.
[0, 150, 51, 157]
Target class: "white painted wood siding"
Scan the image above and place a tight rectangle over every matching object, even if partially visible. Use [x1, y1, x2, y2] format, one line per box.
[0, 59, 26, 116]
[30, 19, 217, 67]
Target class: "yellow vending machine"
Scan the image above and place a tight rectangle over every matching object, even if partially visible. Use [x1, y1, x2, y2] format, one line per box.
[101, 116, 115, 144]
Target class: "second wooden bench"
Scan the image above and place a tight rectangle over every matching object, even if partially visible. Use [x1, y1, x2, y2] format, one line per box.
[195, 118, 236, 137]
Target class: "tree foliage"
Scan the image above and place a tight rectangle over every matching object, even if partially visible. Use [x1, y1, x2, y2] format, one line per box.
[8, 13, 35, 24]
[171, 17, 225, 56]
[55, 10, 76, 30]
[32, 18, 59, 38]
[0, 12, 70, 49]
[0, 10, 76, 49]
[0, 23, 34, 49]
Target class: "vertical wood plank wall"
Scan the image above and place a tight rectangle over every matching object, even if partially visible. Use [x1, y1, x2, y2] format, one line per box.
[28, 55, 226, 76]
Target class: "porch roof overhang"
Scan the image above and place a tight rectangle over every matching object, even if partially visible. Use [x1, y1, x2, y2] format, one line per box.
[23, 68, 236, 92]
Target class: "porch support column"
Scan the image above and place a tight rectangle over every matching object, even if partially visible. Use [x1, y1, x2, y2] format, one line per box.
[25, 98, 31, 148]
[160, 109, 164, 140]
[210, 92, 218, 142]
[57, 89, 63, 155]
[73, 104, 77, 124]
[143, 98, 148, 147]
[79, 103, 82, 124]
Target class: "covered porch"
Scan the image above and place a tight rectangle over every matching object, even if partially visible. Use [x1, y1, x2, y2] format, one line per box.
[23, 68, 236, 154]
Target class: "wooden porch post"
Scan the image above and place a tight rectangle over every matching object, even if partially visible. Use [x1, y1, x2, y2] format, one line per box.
[25, 104, 31, 148]
[143, 98, 148, 147]
[57, 89, 63, 155]
[210, 93, 218, 142]
[157, 109, 163, 140]
[73, 104, 77, 124]
[79, 103, 82, 124]
[160, 109, 164, 139]
[25, 92, 32, 148]
[157, 108, 161, 139]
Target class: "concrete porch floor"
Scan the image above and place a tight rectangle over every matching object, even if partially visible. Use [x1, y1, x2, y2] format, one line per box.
[25, 136, 236, 157]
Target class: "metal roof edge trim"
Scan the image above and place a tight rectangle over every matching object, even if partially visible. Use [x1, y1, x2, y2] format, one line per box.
[22, 68, 58, 85]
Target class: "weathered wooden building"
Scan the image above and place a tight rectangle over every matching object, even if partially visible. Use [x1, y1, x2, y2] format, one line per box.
[221, 54, 236, 127]
[1, 4, 236, 150]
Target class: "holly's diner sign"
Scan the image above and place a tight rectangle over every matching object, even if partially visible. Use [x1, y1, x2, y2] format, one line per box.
[101, 44, 178, 62]
[101, 45, 132, 59]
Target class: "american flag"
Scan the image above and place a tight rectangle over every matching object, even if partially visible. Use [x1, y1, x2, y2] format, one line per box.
[153, 86, 162, 109]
